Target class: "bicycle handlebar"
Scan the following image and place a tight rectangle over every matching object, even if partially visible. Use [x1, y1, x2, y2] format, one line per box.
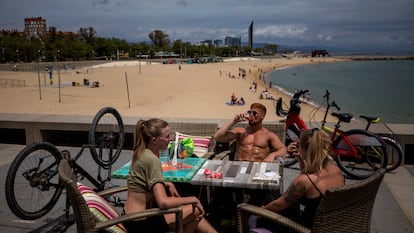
[331, 101, 341, 111]
[323, 90, 340, 111]
[293, 89, 309, 99]
[291, 89, 309, 106]
[323, 90, 330, 98]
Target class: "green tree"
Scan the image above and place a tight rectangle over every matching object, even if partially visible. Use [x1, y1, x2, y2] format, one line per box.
[148, 30, 170, 48]
[172, 39, 184, 57]
[264, 44, 278, 54]
[79, 27, 96, 45]
[93, 37, 115, 59]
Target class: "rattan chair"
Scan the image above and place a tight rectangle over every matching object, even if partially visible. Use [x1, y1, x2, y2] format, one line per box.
[237, 169, 386, 233]
[58, 158, 184, 233]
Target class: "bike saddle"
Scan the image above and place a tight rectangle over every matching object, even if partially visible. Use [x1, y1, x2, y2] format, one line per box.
[331, 112, 353, 123]
[360, 115, 380, 124]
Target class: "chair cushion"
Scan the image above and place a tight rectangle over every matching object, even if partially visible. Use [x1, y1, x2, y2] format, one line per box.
[176, 132, 211, 157]
[77, 182, 127, 233]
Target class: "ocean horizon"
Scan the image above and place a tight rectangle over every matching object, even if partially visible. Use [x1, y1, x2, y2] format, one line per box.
[266, 59, 414, 124]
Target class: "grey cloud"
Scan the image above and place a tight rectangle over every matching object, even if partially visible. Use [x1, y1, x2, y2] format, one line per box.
[0, 0, 413, 53]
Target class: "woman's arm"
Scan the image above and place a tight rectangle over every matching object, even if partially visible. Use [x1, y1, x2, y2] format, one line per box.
[262, 176, 306, 213]
[152, 183, 204, 216]
[287, 142, 305, 169]
[165, 182, 180, 197]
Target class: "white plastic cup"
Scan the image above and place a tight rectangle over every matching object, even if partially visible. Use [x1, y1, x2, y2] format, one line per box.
[159, 149, 169, 163]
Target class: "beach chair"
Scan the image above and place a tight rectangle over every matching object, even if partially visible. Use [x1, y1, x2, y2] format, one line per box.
[58, 158, 184, 233]
[168, 122, 218, 158]
[237, 169, 386, 233]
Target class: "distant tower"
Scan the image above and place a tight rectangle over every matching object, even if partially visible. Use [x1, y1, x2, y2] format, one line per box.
[24, 17, 46, 38]
[248, 21, 253, 49]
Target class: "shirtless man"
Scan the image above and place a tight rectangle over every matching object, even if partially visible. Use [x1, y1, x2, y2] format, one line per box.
[214, 102, 286, 162]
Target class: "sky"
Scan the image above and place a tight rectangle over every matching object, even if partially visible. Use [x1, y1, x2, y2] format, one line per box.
[1, 0, 414, 54]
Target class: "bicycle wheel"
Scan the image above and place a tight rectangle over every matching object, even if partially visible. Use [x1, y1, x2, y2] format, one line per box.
[5, 142, 63, 220]
[89, 107, 125, 168]
[283, 125, 300, 167]
[381, 137, 403, 172]
[332, 129, 387, 179]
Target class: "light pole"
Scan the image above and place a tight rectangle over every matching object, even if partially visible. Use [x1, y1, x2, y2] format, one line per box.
[139, 51, 141, 74]
[16, 49, 19, 62]
[91, 50, 94, 73]
[36, 48, 42, 99]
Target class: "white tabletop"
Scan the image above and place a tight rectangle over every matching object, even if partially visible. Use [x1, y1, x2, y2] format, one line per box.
[190, 160, 282, 190]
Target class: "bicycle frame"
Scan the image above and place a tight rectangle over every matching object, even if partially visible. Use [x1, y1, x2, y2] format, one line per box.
[62, 143, 113, 192]
[327, 126, 361, 160]
[321, 95, 375, 161]
[5, 106, 125, 224]
[322, 120, 385, 164]
[319, 90, 388, 179]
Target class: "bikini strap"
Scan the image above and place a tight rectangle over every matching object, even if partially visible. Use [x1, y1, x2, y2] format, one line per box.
[305, 174, 324, 196]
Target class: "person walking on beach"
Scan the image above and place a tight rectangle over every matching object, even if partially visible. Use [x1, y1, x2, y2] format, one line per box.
[214, 102, 286, 162]
[124, 118, 217, 233]
[49, 69, 53, 85]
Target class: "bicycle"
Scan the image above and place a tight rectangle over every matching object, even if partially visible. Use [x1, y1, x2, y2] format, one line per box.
[5, 106, 125, 221]
[275, 89, 309, 167]
[316, 90, 388, 179]
[360, 115, 403, 172]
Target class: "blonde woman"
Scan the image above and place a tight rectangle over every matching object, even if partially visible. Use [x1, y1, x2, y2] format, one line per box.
[258, 128, 345, 229]
[124, 118, 217, 233]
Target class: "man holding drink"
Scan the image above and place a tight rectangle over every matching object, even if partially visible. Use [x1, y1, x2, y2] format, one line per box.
[214, 102, 286, 162]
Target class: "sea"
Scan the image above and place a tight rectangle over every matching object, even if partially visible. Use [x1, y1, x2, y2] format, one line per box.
[266, 59, 414, 124]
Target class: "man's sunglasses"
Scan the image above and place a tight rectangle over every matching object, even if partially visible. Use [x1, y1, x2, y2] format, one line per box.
[247, 110, 259, 116]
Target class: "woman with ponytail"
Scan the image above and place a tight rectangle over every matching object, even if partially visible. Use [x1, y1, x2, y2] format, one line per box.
[256, 128, 344, 230]
[124, 118, 217, 233]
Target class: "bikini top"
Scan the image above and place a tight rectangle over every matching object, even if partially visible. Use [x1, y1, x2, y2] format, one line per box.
[298, 174, 324, 228]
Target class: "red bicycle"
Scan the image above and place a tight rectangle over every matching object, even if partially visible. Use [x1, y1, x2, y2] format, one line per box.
[318, 90, 388, 179]
[276, 89, 309, 166]
[281, 90, 388, 179]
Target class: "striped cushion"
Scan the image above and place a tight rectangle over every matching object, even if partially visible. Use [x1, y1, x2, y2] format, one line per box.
[176, 132, 211, 157]
[77, 182, 127, 233]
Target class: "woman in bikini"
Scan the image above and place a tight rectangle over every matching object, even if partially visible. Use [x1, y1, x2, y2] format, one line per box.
[258, 128, 345, 230]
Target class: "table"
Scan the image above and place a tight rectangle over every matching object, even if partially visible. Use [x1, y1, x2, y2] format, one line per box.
[111, 157, 206, 183]
[191, 160, 282, 191]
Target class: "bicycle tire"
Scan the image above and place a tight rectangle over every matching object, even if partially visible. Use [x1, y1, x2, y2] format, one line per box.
[283, 125, 300, 167]
[89, 107, 125, 168]
[5, 142, 63, 220]
[332, 129, 387, 179]
[381, 136, 403, 172]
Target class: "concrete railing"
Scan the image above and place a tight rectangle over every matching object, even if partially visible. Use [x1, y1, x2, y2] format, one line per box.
[0, 113, 285, 154]
[1, 112, 412, 164]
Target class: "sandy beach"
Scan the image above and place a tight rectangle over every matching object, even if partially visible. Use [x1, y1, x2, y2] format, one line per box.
[0, 57, 345, 123]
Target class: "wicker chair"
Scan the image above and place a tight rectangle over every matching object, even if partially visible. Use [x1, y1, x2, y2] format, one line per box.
[237, 169, 386, 233]
[58, 158, 184, 233]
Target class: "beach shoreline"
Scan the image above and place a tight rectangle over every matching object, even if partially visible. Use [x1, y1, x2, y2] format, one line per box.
[0, 57, 346, 123]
